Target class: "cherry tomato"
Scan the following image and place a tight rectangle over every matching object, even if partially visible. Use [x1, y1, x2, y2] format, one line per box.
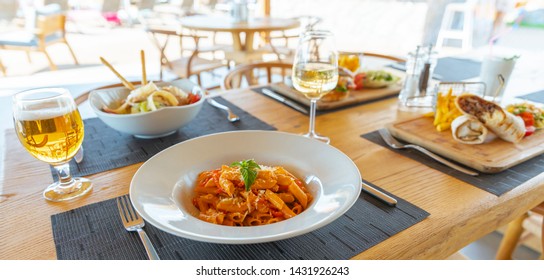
[188, 93, 201, 104]
[519, 111, 535, 127]
[354, 73, 365, 90]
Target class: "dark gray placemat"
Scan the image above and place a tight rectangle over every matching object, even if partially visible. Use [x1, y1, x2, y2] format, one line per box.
[252, 86, 396, 115]
[53, 97, 275, 179]
[389, 57, 481, 81]
[52, 189, 429, 260]
[362, 130, 544, 196]
[519, 90, 544, 104]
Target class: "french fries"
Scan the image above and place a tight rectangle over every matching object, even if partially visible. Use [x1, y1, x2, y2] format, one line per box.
[429, 88, 463, 132]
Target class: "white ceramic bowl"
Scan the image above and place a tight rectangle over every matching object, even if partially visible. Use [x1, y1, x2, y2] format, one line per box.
[89, 79, 204, 139]
[130, 130, 362, 244]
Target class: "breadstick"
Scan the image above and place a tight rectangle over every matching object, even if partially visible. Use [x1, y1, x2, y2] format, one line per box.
[99, 57, 135, 90]
[140, 50, 147, 85]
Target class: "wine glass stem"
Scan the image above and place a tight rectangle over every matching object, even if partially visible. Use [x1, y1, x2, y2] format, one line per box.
[53, 162, 75, 188]
[308, 99, 317, 136]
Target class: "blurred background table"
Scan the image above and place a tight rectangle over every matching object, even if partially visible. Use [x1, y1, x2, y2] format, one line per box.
[180, 15, 299, 63]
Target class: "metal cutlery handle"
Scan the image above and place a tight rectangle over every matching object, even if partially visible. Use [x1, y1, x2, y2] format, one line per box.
[207, 98, 240, 122]
[361, 181, 397, 206]
[137, 228, 160, 260]
[406, 144, 478, 176]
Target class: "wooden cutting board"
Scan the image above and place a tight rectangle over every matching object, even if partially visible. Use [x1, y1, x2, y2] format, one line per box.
[387, 116, 544, 173]
[270, 82, 402, 111]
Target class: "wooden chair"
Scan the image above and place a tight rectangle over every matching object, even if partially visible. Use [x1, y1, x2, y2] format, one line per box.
[339, 51, 406, 64]
[0, 13, 78, 71]
[146, 26, 226, 88]
[222, 62, 292, 90]
[260, 16, 322, 62]
[496, 202, 544, 260]
[264, 15, 322, 47]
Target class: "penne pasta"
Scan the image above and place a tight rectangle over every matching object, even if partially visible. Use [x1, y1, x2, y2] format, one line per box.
[192, 162, 313, 226]
[288, 181, 308, 208]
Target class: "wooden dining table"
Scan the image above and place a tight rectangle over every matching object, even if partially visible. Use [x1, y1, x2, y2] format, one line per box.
[180, 15, 300, 63]
[2, 81, 544, 260]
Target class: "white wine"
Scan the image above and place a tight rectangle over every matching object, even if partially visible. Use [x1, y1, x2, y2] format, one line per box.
[292, 62, 338, 99]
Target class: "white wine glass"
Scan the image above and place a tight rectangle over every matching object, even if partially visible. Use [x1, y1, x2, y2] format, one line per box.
[292, 30, 338, 144]
[13, 88, 92, 202]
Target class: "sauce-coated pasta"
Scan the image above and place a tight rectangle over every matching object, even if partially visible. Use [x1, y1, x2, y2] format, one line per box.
[192, 163, 312, 226]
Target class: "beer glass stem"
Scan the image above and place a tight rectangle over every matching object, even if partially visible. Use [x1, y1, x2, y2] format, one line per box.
[53, 162, 75, 189]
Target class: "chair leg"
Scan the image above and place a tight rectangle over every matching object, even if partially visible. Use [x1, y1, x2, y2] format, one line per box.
[197, 73, 202, 86]
[42, 49, 58, 71]
[64, 41, 79, 65]
[0, 59, 6, 75]
[496, 213, 529, 260]
[26, 51, 32, 63]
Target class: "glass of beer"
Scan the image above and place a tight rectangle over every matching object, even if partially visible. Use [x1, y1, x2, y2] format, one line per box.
[12, 88, 92, 202]
[292, 30, 338, 144]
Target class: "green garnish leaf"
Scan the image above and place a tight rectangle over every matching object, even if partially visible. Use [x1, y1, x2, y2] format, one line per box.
[230, 159, 261, 191]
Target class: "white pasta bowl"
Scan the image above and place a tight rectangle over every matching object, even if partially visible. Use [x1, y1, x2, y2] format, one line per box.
[89, 79, 204, 139]
[130, 130, 362, 244]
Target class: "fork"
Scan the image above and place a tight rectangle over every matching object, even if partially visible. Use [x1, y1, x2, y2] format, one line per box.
[117, 195, 161, 260]
[192, 86, 240, 122]
[207, 98, 240, 122]
[378, 128, 478, 176]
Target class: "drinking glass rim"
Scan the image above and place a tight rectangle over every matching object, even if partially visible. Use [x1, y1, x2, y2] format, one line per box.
[13, 87, 69, 102]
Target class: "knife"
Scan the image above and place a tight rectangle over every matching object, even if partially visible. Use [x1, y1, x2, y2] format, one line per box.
[361, 180, 397, 207]
[261, 88, 309, 115]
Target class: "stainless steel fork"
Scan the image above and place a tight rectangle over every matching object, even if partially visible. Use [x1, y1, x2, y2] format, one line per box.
[192, 85, 240, 122]
[117, 195, 160, 260]
[207, 98, 240, 122]
[378, 128, 478, 176]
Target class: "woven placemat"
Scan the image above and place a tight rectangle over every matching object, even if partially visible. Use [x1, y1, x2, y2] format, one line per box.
[52, 186, 428, 260]
[362, 130, 544, 196]
[519, 90, 544, 104]
[389, 57, 481, 81]
[53, 97, 275, 179]
[252, 86, 395, 115]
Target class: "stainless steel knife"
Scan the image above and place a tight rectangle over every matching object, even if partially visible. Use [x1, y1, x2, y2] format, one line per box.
[361, 180, 397, 206]
[261, 88, 309, 115]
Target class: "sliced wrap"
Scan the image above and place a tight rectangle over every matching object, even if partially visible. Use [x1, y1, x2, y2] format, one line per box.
[451, 115, 488, 144]
[455, 94, 525, 143]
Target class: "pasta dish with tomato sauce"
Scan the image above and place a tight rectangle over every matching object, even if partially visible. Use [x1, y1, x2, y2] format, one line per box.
[192, 160, 312, 226]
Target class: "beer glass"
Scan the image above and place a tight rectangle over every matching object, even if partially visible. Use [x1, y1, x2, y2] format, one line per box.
[13, 88, 92, 202]
[292, 30, 338, 144]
